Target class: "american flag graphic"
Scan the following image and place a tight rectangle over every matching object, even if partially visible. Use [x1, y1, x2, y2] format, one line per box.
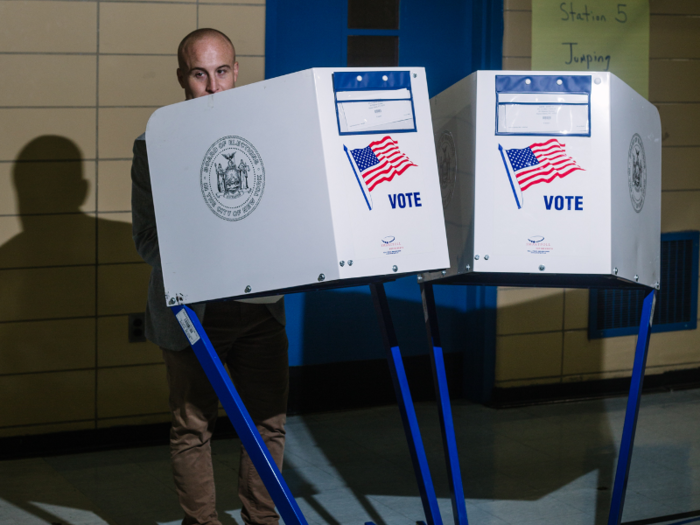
[348, 136, 417, 192]
[502, 139, 583, 192]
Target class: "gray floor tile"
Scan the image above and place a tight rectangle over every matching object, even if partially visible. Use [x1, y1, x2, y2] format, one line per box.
[2, 390, 700, 525]
[476, 492, 583, 524]
[111, 509, 185, 525]
[619, 490, 679, 523]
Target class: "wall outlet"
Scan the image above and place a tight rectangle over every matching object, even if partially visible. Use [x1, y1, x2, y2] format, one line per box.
[128, 313, 147, 343]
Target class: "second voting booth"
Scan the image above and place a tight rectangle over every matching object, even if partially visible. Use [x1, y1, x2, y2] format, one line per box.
[146, 68, 456, 525]
[426, 71, 660, 288]
[425, 71, 661, 525]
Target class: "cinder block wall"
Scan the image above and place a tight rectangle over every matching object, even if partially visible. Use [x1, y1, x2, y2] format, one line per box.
[0, 0, 265, 437]
[497, 0, 700, 389]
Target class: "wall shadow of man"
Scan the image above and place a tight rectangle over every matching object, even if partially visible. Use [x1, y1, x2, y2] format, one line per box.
[0, 135, 138, 317]
[1, 136, 94, 270]
[0, 135, 139, 525]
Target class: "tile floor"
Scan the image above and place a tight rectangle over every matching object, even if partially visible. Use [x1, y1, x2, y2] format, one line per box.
[1, 389, 700, 525]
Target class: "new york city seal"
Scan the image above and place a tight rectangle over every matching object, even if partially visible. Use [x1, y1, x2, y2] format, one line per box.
[436, 131, 457, 210]
[627, 133, 647, 213]
[200, 135, 265, 221]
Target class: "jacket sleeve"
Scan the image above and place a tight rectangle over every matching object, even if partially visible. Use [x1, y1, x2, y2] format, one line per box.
[131, 137, 161, 268]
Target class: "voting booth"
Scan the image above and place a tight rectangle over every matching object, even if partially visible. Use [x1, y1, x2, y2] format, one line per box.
[419, 71, 662, 525]
[146, 67, 448, 306]
[146, 68, 454, 525]
[424, 71, 661, 289]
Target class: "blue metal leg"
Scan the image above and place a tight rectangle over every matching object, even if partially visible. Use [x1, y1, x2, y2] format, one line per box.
[421, 283, 469, 525]
[170, 304, 308, 525]
[370, 283, 443, 525]
[608, 289, 657, 525]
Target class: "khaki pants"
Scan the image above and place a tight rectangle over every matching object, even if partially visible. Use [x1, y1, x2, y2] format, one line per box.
[162, 301, 289, 525]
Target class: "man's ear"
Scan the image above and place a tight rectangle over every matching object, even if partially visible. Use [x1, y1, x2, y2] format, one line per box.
[233, 62, 239, 86]
[177, 68, 186, 89]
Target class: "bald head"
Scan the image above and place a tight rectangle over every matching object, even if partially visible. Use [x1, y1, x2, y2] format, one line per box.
[176, 28, 238, 100]
[178, 28, 235, 71]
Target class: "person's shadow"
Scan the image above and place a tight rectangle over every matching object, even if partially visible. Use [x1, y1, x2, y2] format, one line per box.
[0, 134, 138, 314]
[1, 135, 94, 270]
[0, 135, 141, 525]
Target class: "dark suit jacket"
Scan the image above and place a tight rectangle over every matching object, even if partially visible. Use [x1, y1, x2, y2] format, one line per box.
[130, 134, 285, 350]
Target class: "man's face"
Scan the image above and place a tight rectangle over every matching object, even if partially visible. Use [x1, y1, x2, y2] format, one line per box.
[177, 35, 238, 100]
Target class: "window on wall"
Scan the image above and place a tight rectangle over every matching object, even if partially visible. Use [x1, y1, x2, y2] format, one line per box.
[346, 0, 400, 67]
[588, 231, 699, 339]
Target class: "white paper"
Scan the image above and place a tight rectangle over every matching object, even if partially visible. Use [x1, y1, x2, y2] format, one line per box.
[338, 99, 414, 133]
[497, 93, 589, 104]
[497, 104, 589, 134]
[336, 88, 411, 101]
[175, 309, 201, 345]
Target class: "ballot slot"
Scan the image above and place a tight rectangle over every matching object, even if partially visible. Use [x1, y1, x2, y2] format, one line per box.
[495, 75, 591, 137]
[334, 71, 417, 135]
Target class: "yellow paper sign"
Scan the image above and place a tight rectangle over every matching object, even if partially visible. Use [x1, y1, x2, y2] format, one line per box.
[532, 1, 650, 98]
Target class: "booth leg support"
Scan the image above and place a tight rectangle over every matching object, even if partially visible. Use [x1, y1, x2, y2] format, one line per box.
[421, 283, 469, 525]
[170, 305, 308, 525]
[607, 289, 656, 525]
[370, 283, 444, 525]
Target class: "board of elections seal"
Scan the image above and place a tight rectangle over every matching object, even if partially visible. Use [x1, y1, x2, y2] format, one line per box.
[436, 131, 457, 210]
[627, 133, 646, 213]
[200, 135, 265, 221]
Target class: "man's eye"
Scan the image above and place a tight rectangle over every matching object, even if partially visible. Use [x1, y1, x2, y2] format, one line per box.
[217, 69, 228, 75]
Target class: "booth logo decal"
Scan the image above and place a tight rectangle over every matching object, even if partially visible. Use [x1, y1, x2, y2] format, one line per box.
[381, 236, 404, 255]
[498, 139, 584, 209]
[627, 134, 647, 213]
[436, 131, 457, 210]
[526, 236, 553, 255]
[343, 136, 417, 211]
[200, 135, 265, 221]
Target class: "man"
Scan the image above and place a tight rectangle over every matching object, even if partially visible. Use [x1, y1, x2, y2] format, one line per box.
[131, 28, 288, 525]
